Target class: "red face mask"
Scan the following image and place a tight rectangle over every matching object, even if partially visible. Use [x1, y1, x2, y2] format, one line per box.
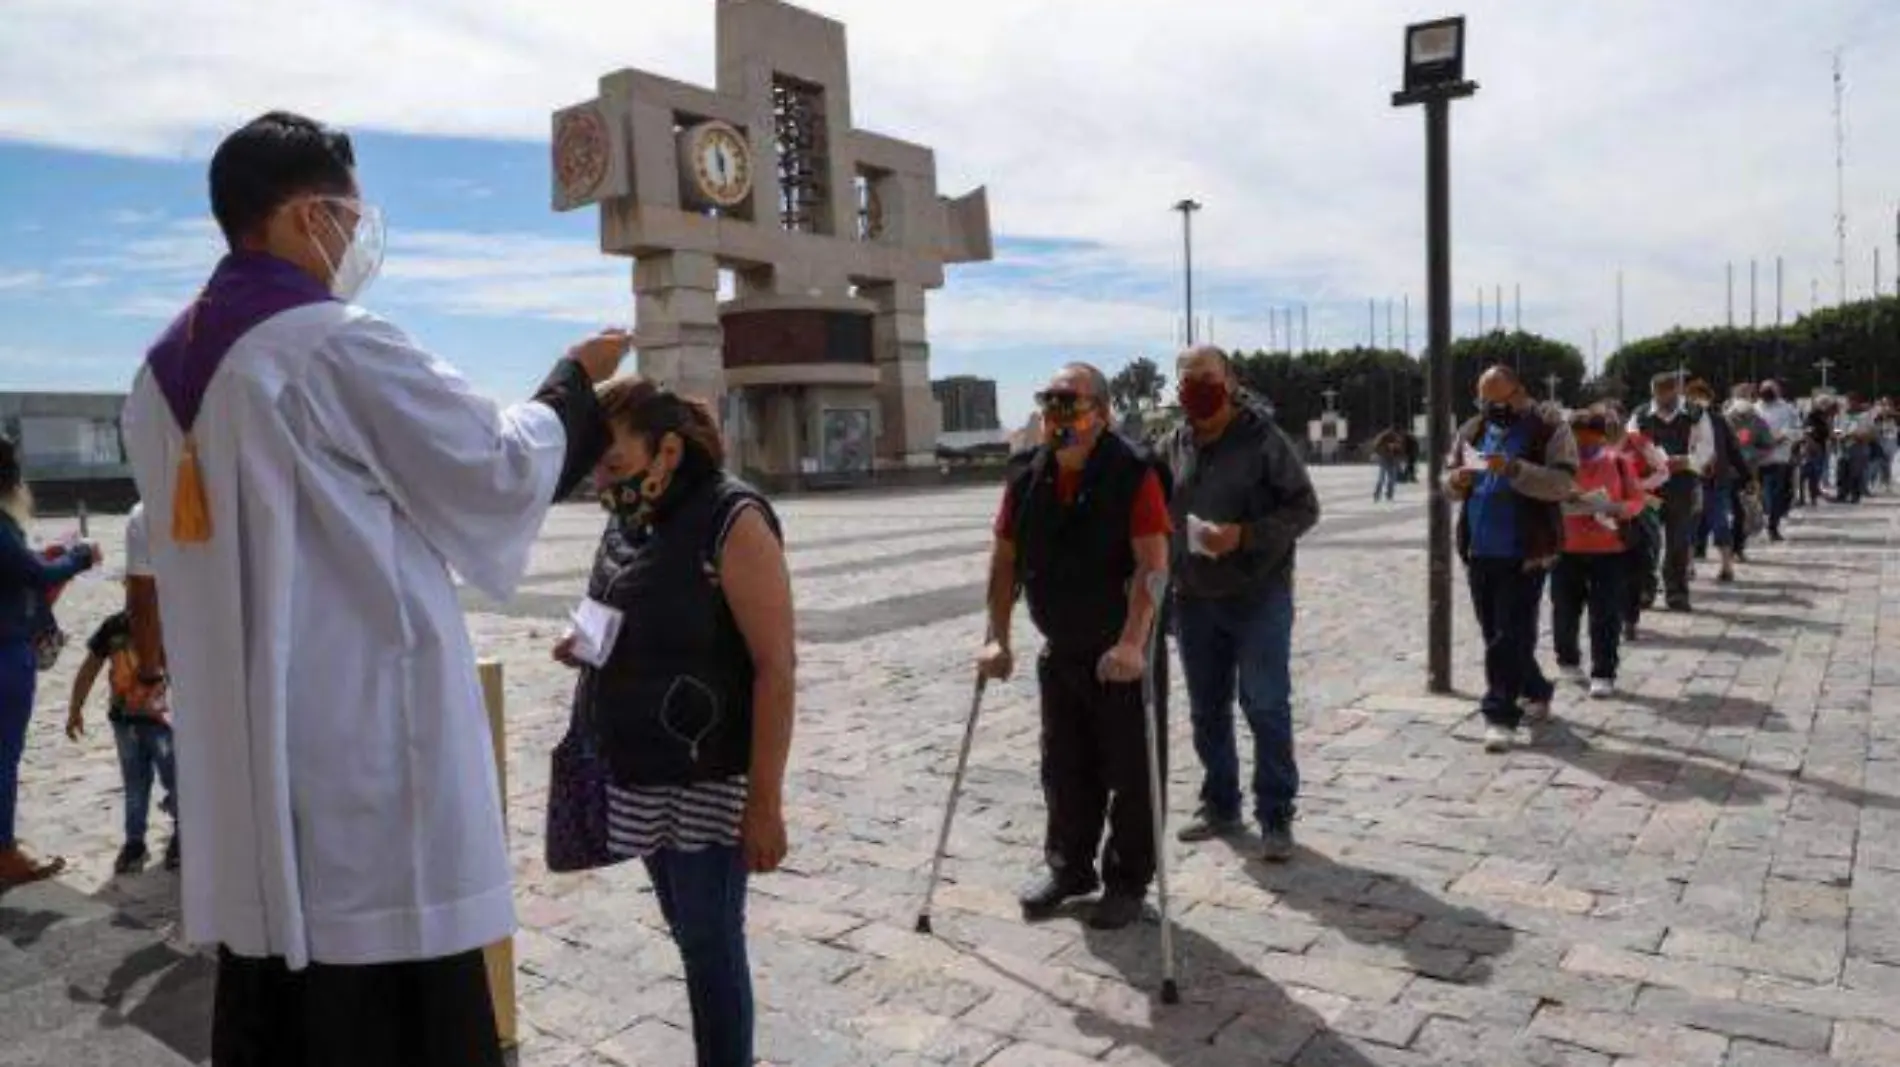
[1179, 378, 1229, 421]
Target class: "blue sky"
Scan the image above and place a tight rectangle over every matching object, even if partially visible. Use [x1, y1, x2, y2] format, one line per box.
[1, 0, 1897, 425]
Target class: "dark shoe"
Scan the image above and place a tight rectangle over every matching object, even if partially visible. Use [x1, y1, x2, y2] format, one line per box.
[1716, 567, 1734, 584]
[1177, 808, 1245, 843]
[1261, 822, 1296, 863]
[1088, 892, 1145, 930]
[164, 836, 180, 871]
[1019, 873, 1097, 921]
[1692, 549, 1707, 561]
[1733, 548, 1749, 563]
[1666, 598, 1692, 613]
[113, 841, 149, 876]
[1623, 622, 1639, 642]
[1769, 530, 1784, 543]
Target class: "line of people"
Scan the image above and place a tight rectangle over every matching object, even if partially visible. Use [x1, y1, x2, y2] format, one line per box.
[1450, 366, 1818, 754]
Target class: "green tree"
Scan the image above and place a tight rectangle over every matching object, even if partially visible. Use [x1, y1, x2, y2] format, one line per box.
[1108, 356, 1167, 416]
[1448, 331, 1588, 420]
[1602, 295, 1900, 402]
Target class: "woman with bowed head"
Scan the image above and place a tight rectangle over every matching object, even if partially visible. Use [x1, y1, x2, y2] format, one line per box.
[552, 378, 795, 1067]
[0, 435, 100, 886]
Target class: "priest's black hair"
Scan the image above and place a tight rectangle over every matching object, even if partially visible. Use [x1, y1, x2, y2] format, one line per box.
[209, 111, 357, 247]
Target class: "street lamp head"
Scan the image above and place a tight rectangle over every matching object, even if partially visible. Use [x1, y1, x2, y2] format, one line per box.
[1393, 16, 1478, 106]
[1173, 198, 1202, 214]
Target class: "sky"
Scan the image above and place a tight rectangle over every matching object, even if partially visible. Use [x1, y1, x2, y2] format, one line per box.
[1, 0, 1897, 426]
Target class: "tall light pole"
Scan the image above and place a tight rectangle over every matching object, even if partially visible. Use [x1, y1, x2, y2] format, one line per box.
[1394, 15, 1477, 696]
[1726, 261, 1734, 328]
[1616, 268, 1625, 350]
[1174, 199, 1202, 346]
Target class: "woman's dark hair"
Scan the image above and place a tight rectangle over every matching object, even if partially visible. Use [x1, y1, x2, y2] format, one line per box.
[209, 111, 356, 247]
[0, 436, 18, 496]
[596, 377, 726, 468]
[1568, 411, 1610, 437]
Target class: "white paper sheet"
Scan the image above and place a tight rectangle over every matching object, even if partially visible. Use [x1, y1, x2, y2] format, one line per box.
[569, 597, 625, 668]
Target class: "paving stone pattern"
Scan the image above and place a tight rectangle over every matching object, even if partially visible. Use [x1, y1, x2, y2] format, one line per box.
[8, 468, 1900, 1065]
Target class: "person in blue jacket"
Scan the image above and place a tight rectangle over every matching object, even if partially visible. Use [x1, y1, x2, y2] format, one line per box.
[0, 435, 100, 886]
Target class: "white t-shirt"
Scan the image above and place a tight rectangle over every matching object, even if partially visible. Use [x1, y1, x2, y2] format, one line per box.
[125, 503, 153, 579]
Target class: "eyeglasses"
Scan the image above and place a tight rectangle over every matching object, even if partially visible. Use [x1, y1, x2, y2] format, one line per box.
[1035, 390, 1095, 418]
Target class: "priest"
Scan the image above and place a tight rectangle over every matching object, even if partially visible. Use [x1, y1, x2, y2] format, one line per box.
[121, 111, 628, 1066]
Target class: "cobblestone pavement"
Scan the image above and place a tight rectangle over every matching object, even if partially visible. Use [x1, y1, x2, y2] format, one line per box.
[6, 467, 1900, 1066]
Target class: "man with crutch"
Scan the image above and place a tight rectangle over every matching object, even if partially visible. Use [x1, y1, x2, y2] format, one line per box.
[975, 363, 1172, 931]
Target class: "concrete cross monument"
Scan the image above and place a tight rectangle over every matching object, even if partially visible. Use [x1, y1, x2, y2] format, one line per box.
[551, 0, 994, 482]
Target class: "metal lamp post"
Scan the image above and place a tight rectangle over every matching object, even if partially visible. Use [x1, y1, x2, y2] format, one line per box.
[1174, 199, 1202, 346]
[1393, 15, 1477, 696]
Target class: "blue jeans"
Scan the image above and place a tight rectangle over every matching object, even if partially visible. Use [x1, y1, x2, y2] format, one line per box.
[0, 641, 33, 849]
[644, 845, 752, 1067]
[1695, 482, 1733, 551]
[112, 718, 177, 845]
[1373, 459, 1398, 501]
[1176, 582, 1298, 829]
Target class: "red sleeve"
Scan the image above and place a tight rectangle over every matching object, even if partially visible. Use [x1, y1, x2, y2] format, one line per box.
[1130, 470, 1173, 539]
[994, 482, 1017, 541]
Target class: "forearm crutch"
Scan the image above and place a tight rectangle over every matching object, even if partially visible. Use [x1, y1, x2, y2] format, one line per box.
[1140, 571, 1180, 1004]
[915, 626, 992, 936]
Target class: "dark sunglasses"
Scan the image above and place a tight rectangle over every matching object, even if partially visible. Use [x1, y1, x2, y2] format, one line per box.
[1035, 390, 1094, 417]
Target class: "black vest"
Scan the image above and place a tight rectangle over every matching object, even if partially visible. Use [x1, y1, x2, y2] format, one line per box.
[1009, 433, 1156, 656]
[1638, 404, 1695, 457]
[580, 474, 778, 787]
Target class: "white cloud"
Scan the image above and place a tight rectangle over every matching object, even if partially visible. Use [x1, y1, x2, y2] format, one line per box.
[4, 0, 1897, 418]
[0, 271, 45, 291]
[107, 209, 167, 226]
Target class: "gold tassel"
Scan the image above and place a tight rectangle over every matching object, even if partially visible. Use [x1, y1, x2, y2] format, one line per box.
[172, 435, 212, 543]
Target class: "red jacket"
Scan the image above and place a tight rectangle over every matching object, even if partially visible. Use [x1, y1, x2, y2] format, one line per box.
[1563, 451, 1645, 554]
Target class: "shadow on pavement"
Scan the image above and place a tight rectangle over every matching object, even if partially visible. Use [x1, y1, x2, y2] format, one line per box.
[1528, 718, 1782, 807]
[1624, 630, 1779, 658]
[1613, 690, 1786, 730]
[1066, 917, 1386, 1067]
[1237, 845, 1515, 986]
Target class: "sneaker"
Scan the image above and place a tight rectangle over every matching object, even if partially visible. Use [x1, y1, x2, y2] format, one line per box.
[1260, 822, 1296, 864]
[1558, 663, 1585, 681]
[1522, 699, 1552, 722]
[164, 836, 180, 872]
[1483, 725, 1517, 753]
[1589, 678, 1615, 699]
[1019, 873, 1098, 922]
[113, 841, 149, 876]
[1087, 892, 1145, 930]
[1176, 808, 1245, 844]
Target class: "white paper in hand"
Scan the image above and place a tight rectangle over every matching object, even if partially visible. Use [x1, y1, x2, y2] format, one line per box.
[568, 598, 625, 669]
[1186, 515, 1218, 558]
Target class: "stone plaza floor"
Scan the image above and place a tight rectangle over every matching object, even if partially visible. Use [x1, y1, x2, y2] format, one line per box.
[4, 465, 1899, 1065]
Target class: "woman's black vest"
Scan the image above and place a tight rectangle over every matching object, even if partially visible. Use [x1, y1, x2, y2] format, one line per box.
[578, 474, 778, 787]
[1008, 432, 1158, 657]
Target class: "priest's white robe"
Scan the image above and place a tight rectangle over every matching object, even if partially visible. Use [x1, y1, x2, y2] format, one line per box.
[122, 302, 565, 969]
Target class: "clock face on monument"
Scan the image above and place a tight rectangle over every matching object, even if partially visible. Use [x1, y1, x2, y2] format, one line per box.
[684, 122, 752, 208]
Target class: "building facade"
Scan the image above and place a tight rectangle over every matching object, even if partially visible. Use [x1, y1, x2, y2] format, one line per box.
[932, 375, 1000, 434]
[552, 0, 993, 484]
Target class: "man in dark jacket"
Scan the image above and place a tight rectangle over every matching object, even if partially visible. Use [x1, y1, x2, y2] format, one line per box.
[1447, 365, 1578, 754]
[1627, 372, 1715, 611]
[1163, 346, 1319, 861]
[978, 363, 1172, 930]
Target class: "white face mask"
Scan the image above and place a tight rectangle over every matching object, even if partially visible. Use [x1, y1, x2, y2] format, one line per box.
[309, 197, 385, 302]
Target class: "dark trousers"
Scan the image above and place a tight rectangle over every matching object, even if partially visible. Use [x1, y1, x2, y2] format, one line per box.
[212, 947, 503, 1067]
[1659, 477, 1698, 603]
[1466, 558, 1554, 729]
[1760, 463, 1791, 535]
[1801, 453, 1826, 504]
[1037, 642, 1165, 896]
[645, 844, 753, 1067]
[1551, 553, 1625, 680]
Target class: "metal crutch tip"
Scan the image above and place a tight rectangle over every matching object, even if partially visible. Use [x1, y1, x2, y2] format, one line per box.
[914, 915, 933, 935]
[1160, 980, 1181, 1005]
